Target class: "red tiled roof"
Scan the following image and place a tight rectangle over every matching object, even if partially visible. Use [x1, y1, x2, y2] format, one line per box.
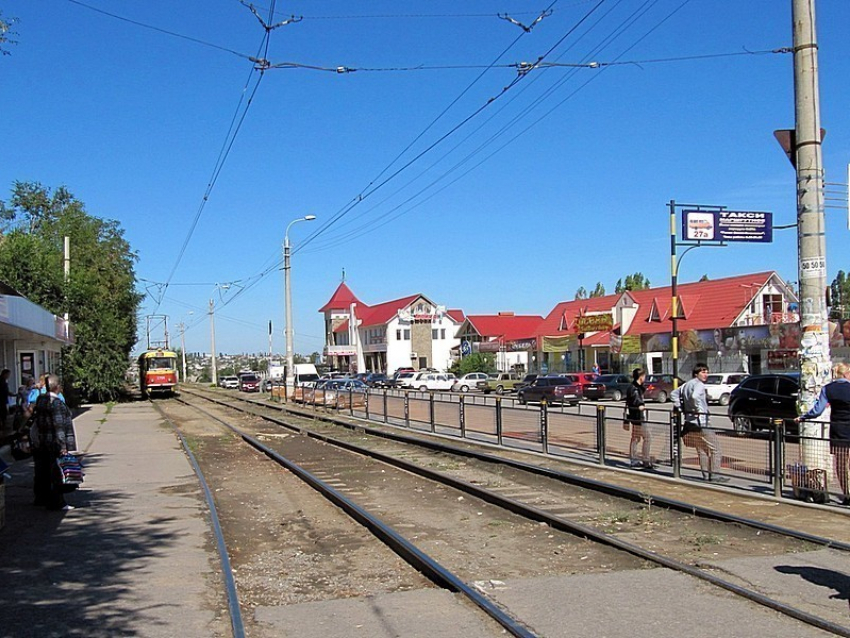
[447, 309, 465, 323]
[333, 319, 349, 334]
[319, 282, 363, 312]
[536, 271, 777, 338]
[465, 315, 544, 342]
[359, 294, 421, 327]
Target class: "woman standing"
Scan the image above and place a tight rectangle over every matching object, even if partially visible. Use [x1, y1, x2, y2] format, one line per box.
[625, 368, 653, 469]
[797, 363, 850, 505]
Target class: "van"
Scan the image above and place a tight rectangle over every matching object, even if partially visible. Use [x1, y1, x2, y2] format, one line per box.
[285, 363, 320, 386]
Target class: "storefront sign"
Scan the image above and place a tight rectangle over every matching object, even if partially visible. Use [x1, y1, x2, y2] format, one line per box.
[509, 339, 536, 351]
[542, 335, 574, 352]
[575, 313, 613, 333]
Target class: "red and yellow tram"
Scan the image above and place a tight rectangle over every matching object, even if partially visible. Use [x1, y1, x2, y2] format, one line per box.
[138, 349, 178, 397]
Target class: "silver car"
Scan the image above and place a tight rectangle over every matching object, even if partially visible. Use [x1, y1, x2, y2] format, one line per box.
[451, 372, 488, 393]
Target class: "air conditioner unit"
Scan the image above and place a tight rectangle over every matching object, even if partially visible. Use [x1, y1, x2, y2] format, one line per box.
[410, 352, 418, 359]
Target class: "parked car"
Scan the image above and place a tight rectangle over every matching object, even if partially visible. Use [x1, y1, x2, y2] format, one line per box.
[219, 375, 239, 389]
[643, 374, 685, 403]
[238, 374, 260, 392]
[363, 372, 389, 387]
[514, 374, 538, 391]
[582, 374, 632, 401]
[727, 373, 800, 434]
[451, 372, 489, 393]
[517, 375, 581, 405]
[262, 377, 284, 392]
[393, 371, 418, 388]
[415, 373, 454, 392]
[569, 372, 599, 393]
[704, 372, 748, 406]
[478, 372, 523, 394]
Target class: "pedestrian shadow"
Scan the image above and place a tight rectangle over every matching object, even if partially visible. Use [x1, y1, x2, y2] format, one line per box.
[775, 564, 850, 603]
[0, 464, 195, 637]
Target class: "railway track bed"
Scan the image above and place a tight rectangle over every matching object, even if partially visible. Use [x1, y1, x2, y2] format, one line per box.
[157, 390, 850, 637]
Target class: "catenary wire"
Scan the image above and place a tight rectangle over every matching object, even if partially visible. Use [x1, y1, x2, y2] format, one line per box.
[64, 0, 253, 60]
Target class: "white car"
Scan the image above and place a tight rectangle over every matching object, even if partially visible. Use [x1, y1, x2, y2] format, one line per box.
[399, 371, 434, 390]
[704, 372, 748, 405]
[451, 372, 488, 393]
[415, 373, 454, 392]
[219, 375, 239, 389]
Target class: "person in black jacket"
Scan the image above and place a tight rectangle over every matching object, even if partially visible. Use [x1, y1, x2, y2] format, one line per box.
[625, 368, 653, 469]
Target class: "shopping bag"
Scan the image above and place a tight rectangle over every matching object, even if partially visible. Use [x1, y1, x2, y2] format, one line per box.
[56, 454, 84, 486]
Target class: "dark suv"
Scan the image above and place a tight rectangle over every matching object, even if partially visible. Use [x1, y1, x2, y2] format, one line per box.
[582, 374, 632, 401]
[727, 373, 799, 434]
[517, 375, 581, 405]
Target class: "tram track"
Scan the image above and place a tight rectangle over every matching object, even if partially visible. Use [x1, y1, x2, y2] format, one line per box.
[172, 388, 850, 636]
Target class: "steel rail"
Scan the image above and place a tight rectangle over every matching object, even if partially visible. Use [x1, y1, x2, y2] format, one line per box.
[184, 389, 850, 637]
[173, 396, 538, 638]
[151, 400, 246, 638]
[220, 389, 850, 552]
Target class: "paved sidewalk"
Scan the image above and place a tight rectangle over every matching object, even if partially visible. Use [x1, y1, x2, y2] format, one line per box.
[0, 402, 228, 638]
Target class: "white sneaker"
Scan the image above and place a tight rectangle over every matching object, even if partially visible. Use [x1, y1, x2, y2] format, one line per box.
[62, 505, 75, 511]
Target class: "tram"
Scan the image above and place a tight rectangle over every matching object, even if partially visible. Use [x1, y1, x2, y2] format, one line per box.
[138, 349, 178, 397]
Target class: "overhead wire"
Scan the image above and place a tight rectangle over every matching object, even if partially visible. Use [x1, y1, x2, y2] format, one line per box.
[293, 0, 608, 258]
[151, 0, 291, 313]
[64, 0, 253, 60]
[301, 0, 705, 252]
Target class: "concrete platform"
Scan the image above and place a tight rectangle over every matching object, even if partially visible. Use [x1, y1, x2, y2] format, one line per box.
[0, 402, 228, 638]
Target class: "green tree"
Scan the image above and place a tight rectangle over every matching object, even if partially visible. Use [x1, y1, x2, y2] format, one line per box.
[830, 270, 850, 319]
[0, 182, 143, 401]
[1, 11, 18, 56]
[589, 282, 606, 298]
[699, 274, 710, 282]
[614, 273, 651, 293]
[574, 286, 587, 300]
[449, 353, 495, 376]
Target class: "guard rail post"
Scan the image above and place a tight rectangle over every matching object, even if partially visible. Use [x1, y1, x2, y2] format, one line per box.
[404, 391, 410, 428]
[364, 389, 370, 420]
[596, 404, 606, 466]
[495, 396, 503, 447]
[773, 418, 785, 498]
[671, 408, 681, 479]
[429, 391, 436, 433]
[541, 399, 549, 454]
[383, 390, 389, 424]
[459, 394, 466, 439]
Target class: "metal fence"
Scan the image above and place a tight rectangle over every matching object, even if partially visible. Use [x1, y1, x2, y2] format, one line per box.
[275, 387, 839, 505]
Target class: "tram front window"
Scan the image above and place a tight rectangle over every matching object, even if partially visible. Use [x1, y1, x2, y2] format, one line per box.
[150, 358, 175, 370]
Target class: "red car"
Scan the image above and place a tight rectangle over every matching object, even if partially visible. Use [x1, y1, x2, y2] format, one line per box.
[643, 374, 684, 403]
[239, 374, 261, 392]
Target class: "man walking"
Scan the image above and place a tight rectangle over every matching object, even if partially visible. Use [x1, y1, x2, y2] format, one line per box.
[671, 364, 727, 483]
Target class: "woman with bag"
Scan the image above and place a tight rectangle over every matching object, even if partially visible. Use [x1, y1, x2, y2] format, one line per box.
[625, 368, 653, 469]
[29, 374, 77, 511]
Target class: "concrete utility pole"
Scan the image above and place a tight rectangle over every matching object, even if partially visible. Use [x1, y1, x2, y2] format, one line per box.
[792, 0, 831, 456]
[180, 322, 188, 383]
[209, 299, 218, 386]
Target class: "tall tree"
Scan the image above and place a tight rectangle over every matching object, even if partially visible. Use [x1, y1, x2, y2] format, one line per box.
[574, 286, 587, 300]
[615, 272, 651, 293]
[0, 182, 143, 401]
[830, 270, 849, 319]
[589, 282, 606, 298]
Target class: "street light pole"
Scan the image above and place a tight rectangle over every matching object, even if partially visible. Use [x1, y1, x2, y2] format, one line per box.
[284, 215, 317, 396]
[209, 299, 218, 387]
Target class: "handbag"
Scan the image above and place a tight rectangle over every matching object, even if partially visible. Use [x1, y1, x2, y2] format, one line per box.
[56, 453, 84, 486]
[11, 433, 32, 460]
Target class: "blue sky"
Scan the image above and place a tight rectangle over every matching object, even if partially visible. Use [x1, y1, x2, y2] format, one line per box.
[2, 0, 849, 357]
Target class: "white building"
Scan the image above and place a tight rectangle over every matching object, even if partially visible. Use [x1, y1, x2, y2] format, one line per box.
[320, 283, 464, 373]
[0, 282, 73, 388]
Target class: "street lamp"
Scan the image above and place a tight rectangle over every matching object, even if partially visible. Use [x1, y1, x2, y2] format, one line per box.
[284, 215, 316, 396]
